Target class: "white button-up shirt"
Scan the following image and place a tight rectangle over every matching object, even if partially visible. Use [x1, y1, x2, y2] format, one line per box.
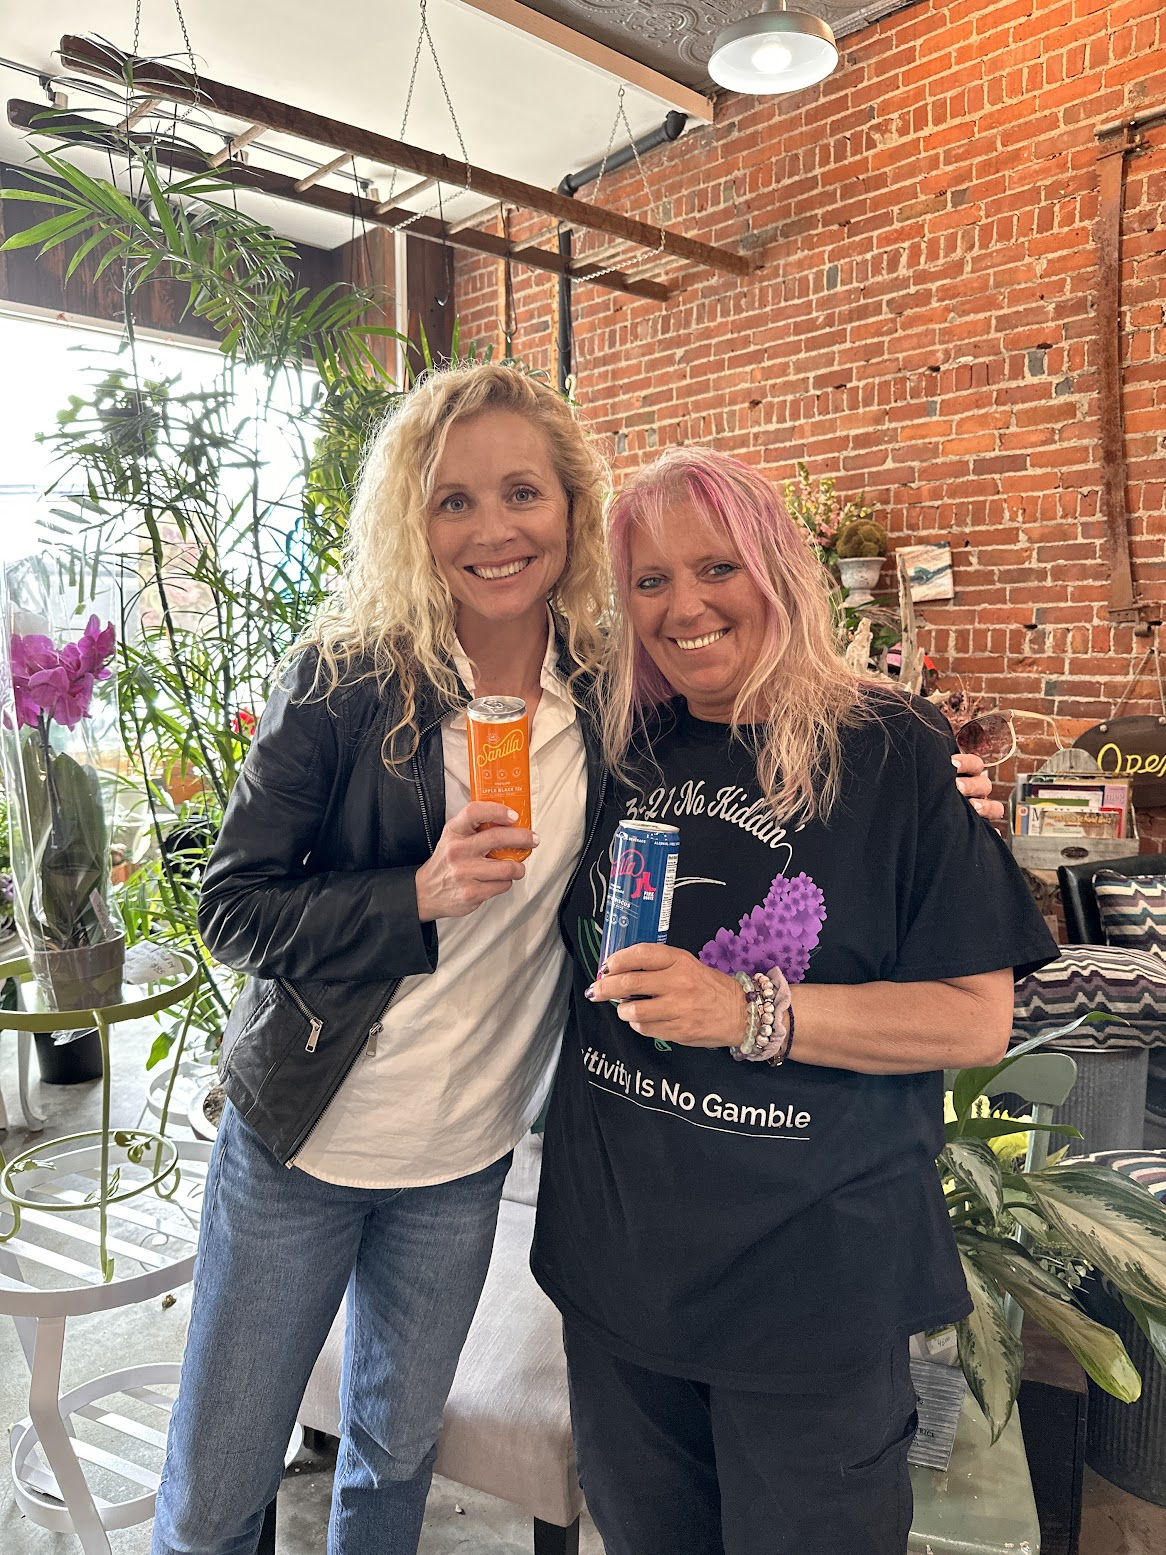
[294, 632, 587, 1187]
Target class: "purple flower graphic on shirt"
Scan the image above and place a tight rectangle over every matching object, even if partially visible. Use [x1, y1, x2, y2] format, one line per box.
[699, 872, 826, 984]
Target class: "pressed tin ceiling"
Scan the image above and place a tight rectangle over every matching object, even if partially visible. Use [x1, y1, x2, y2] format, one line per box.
[518, 0, 926, 90]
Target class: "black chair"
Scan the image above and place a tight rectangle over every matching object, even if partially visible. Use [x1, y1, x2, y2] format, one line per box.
[1057, 853, 1166, 945]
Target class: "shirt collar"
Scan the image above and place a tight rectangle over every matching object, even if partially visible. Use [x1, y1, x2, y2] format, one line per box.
[450, 612, 573, 727]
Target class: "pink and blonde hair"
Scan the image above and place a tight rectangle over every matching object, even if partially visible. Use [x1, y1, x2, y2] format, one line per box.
[601, 446, 870, 823]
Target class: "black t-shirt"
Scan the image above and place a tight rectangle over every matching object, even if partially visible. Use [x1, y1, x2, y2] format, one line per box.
[533, 694, 1057, 1388]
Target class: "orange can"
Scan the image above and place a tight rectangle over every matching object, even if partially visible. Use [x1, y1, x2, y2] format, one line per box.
[465, 696, 532, 861]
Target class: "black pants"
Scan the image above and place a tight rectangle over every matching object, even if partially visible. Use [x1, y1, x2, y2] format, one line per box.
[564, 1325, 918, 1555]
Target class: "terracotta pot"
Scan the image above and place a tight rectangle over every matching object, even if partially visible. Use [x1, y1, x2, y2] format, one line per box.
[28, 934, 126, 1012]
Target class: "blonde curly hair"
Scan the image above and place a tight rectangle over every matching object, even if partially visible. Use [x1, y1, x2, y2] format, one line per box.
[296, 363, 610, 757]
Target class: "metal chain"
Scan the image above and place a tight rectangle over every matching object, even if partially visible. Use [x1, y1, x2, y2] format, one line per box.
[131, 0, 198, 87]
[383, 0, 471, 229]
[170, 0, 200, 92]
[574, 85, 667, 285]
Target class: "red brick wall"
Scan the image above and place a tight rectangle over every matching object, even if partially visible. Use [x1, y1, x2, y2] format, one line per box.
[455, 0, 1166, 839]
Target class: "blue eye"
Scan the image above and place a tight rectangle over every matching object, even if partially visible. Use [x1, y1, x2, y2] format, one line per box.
[708, 562, 737, 578]
[441, 494, 469, 514]
[513, 485, 538, 502]
[635, 575, 665, 592]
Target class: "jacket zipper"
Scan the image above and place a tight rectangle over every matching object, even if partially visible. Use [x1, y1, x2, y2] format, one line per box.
[278, 977, 324, 1052]
[364, 722, 445, 1059]
[286, 718, 447, 1164]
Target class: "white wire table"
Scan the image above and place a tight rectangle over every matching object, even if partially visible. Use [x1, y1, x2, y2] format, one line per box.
[1, 1138, 212, 1554]
[0, 949, 206, 1554]
[0, 933, 46, 1131]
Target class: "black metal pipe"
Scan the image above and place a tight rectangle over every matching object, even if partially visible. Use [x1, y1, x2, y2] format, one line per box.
[556, 111, 687, 394]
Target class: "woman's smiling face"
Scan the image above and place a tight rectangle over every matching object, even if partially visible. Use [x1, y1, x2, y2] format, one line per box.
[626, 498, 771, 723]
[428, 409, 569, 635]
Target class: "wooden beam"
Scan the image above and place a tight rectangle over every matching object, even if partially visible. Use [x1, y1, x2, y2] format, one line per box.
[58, 35, 751, 277]
[376, 177, 439, 212]
[453, 0, 714, 123]
[5, 101, 671, 304]
[116, 96, 160, 132]
[209, 122, 264, 166]
[446, 201, 504, 233]
[294, 151, 350, 192]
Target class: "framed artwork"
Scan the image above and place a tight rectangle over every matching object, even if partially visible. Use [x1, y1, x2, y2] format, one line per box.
[897, 542, 953, 602]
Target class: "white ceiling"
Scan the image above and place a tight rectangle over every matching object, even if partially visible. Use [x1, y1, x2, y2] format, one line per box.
[0, 0, 692, 250]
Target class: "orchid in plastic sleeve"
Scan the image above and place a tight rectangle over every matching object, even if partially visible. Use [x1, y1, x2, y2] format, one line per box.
[700, 871, 827, 984]
[10, 616, 114, 730]
[3, 616, 118, 954]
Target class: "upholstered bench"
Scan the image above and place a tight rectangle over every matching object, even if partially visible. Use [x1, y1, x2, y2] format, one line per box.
[297, 1133, 584, 1554]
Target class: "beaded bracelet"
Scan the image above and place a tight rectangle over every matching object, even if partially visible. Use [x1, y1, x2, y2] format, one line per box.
[733, 972, 760, 1056]
[732, 968, 793, 1064]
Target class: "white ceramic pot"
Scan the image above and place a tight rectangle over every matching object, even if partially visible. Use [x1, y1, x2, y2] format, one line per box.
[837, 554, 885, 605]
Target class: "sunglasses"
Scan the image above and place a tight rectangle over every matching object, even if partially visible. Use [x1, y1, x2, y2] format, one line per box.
[955, 713, 1017, 767]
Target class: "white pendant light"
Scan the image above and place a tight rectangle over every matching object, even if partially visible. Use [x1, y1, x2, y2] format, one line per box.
[708, 1, 838, 95]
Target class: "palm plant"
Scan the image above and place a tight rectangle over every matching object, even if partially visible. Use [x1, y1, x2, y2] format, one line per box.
[945, 1023, 1166, 1441]
[2, 129, 407, 1051]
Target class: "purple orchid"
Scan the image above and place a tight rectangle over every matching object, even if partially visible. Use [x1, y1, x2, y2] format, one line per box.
[699, 871, 827, 984]
[9, 616, 115, 731]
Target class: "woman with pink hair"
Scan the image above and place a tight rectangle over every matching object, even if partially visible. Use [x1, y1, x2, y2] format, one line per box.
[533, 447, 1055, 1555]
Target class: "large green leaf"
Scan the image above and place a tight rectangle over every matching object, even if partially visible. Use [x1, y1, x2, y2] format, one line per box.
[943, 1138, 1004, 1219]
[960, 1231, 1142, 1401]
[956, 1249, 1023, 1442]
[40, 751, 109, 944]
[946, 1117, 1082, 1145]
[1122, 1293, 1166, 1372]
[1024, 1162, 1166, 1310]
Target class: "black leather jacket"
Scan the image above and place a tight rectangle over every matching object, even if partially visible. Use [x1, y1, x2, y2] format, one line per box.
[199, 643, 606, 1165]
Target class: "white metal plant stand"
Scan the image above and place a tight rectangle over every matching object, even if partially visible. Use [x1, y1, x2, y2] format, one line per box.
[1, 1139, 211, 1554]
[0, 947, 206, 1553]
[0, 936, 47, 1132]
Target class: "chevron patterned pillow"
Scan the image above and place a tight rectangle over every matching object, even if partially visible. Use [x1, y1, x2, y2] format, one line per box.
[1094, 871, 1166, 957]
[1013, 943, 1166, 1047]
[1081, 1150, 1166, 1200]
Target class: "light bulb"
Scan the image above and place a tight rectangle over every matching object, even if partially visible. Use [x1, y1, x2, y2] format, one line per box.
[751, 41, 794, 75]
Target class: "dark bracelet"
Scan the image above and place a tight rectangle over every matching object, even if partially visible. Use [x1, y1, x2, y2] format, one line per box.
[769, 1000, 794, 1066]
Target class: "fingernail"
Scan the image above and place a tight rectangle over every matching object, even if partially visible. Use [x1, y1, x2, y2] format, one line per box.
[531, 832, 540, 846]
[584, 984, 598, 1000]
[597, 960, 610, 976]
[950, 755, 960, 768]
[956, 778, 971, 794]
[507, 808, 519, 822]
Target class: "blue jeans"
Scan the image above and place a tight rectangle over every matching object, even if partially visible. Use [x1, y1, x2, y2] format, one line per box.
[153, 1102, 511, 1555]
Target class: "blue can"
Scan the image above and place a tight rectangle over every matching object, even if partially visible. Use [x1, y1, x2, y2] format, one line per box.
[598, 821, 681, 970]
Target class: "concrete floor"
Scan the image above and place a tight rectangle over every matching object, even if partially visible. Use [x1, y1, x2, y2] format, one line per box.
[1, 1019, 1164, 1554]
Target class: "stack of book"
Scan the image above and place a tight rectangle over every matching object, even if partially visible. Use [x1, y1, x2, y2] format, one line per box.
[1013, 774, 1132, 840]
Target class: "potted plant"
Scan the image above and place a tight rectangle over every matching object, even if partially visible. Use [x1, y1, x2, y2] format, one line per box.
[944, 1024, 1166, 1442]
[835, 517, 889, 605]
[0, 579, 123, 1009]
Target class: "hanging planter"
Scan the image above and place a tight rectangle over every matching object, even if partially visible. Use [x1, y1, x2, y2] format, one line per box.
[0, 562, 124, 1012]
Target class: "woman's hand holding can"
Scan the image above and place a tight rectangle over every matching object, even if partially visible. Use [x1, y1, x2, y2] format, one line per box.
[414, 801, 538, 922]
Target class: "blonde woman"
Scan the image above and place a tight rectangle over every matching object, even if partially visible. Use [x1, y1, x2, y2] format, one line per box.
[152, 364, 610, 1555]
[531, 448, 1055, 1555]
[153, 369, 1000, 1555]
